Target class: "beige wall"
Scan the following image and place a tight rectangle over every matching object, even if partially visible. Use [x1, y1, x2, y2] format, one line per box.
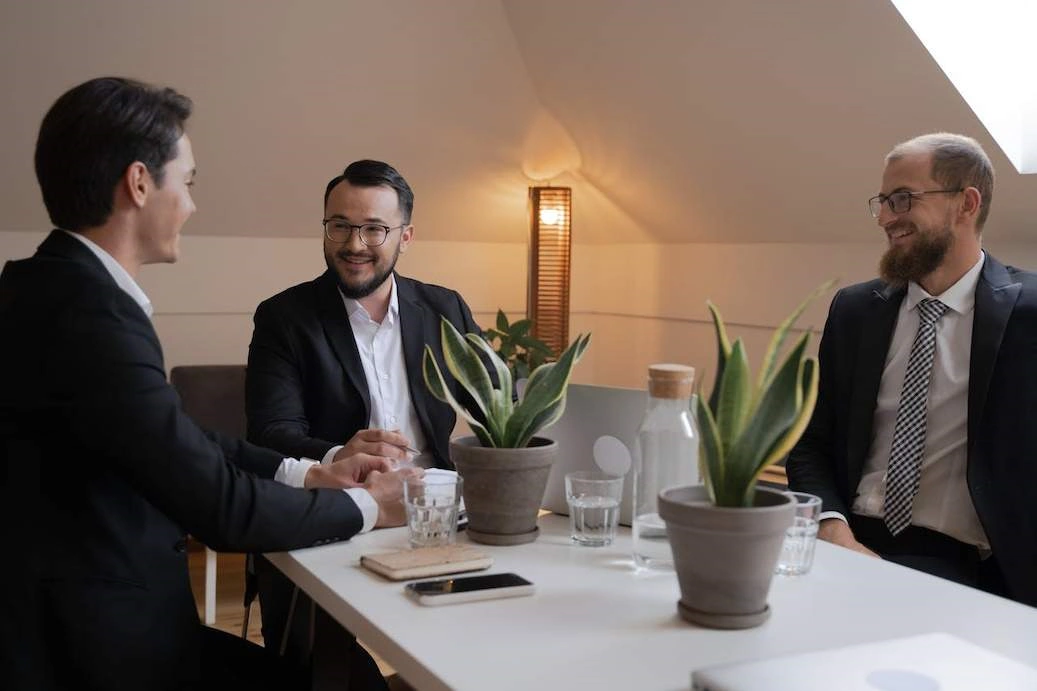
[7, 230, 1036, 387]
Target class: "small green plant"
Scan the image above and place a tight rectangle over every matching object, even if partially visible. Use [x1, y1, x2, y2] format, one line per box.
[696, 282, 833, 507]
[423, 316, 590, 448]
[481, 310, 556, 381]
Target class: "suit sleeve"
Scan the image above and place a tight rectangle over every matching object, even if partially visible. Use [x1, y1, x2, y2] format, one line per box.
[786, 290, 851, 516]
[53, 292, 362, 552]
[246, 299, 338, 462]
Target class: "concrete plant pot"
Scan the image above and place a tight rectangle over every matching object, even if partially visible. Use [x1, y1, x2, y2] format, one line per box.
[450, 436, 556, 545]
[659, 484, 794, 629]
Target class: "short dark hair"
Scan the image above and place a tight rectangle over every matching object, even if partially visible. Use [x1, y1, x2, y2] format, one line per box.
[34, 77, 193, 231]
[323, 160, 414, 223]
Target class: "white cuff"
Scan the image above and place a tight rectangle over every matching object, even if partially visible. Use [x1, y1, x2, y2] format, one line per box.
[344, 488, 378, 533]
[819, 511, 848, 523]
[274, 457, 319, 488]
[321, 445, 343, 466]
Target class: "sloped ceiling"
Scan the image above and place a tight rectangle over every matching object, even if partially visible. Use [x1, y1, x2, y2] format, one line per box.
[1, 0, 1034, 244]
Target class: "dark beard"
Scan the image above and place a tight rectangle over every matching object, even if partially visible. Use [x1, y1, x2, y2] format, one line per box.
[326, 247, 400, 299]
[879, 221, 952, 287]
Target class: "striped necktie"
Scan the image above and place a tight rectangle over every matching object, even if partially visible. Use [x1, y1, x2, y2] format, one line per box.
[883, 297, 950, 536]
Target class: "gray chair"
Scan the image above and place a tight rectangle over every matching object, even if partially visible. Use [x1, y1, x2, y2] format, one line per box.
[169, 365, 248, 629]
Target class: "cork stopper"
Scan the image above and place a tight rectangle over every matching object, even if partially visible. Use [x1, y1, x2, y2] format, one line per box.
[647, 364, 695, 399]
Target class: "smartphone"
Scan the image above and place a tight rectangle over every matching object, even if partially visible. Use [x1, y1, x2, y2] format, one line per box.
[404, 572, 535, 606]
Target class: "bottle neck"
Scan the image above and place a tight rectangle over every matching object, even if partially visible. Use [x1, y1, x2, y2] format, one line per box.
[645, 395, 692, 412]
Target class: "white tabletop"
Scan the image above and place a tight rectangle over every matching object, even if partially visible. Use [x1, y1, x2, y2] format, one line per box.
[266, 514, 1037, 691]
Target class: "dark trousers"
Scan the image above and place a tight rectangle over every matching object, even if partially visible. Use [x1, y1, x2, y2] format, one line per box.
[199, 625, 305, 690]
[850, 514, 1009, 597]
[255, 556, 389, 691]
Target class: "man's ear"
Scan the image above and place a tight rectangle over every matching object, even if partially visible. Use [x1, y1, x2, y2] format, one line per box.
[122, 161, 150, 209]
[960, 186, 982, 223]
[399, 224, 415, 253]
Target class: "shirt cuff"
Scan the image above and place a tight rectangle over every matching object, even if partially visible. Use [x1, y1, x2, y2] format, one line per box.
[321, 445, 343, 466]
[344, 488, 378, 533]
[274, 457, 319, 488]
[819, 511, 848, 523]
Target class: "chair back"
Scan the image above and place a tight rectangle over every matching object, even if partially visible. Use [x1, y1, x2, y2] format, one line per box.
[169, 365, 247, 437]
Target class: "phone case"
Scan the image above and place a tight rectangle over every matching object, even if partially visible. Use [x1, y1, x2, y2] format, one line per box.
[360, 544, 493, 581]
[405, 579, 536, 606]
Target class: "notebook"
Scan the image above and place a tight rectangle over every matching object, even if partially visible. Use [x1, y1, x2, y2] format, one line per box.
[360, 544, 492, 581]
[691, 632, 1037, 691]
[539, 383, 646, 526]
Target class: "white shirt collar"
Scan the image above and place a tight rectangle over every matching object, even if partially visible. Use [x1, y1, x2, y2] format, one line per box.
[341, 274, 398, 325]
[905, 251, 985, 316]
[62, 230, 153, 317]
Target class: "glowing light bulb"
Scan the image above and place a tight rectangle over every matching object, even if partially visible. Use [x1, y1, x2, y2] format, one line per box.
[539, 208, 563, 226]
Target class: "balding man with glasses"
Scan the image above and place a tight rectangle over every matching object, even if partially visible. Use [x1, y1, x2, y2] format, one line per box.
[787, 133, 1037, 607]
[245, 159, 481, 688]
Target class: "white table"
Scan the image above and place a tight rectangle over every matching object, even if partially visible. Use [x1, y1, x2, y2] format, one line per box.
[266, 515, 1037, 691]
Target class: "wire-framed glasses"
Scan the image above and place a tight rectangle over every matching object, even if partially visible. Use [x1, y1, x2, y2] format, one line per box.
[322, 219, 404, 246]
[867, 188, 962, 218]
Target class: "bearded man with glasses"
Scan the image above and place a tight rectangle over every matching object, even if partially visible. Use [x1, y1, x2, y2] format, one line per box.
[787, 133, 1037, 608]
[245, 159, 481, 688]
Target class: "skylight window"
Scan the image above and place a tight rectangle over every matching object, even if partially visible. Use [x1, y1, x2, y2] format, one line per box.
[891, 0, 1036, 173]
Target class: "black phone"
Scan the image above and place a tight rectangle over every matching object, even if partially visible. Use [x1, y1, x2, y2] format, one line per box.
[404, 572, 534, 606]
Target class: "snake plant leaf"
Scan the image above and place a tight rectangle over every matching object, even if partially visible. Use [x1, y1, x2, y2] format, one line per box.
[464, 332, 514, 422]
[749, 357, 819, 486]
[695, 394, 724, 505]
[715, 339, 751, 454]
[508, 396, 567, 449]
[422, 346, 495, 447]
[440, 319, 495, 417]
[503, 333, 590, 447]
[723, 333, 811, 506]
[706, 301, 734, 414]
[755, 278, 835, 397]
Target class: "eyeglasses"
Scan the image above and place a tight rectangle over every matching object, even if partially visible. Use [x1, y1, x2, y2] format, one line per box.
[867, 188, 962, 218]
[322, 219, 405, 246]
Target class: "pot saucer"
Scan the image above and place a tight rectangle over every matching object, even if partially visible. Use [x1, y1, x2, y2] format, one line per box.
[467, 526, 539, 546]
[677, 599, 771, 629]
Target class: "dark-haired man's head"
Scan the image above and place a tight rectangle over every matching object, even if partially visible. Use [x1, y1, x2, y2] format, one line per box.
[35, 77, 194, 232]
[322, 160, 415, 301]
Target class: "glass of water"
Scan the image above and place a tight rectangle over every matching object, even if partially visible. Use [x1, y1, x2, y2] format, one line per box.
[404, 473, 463, 549]
[775, 491, 822, 576]
[565, 471, 624, 547]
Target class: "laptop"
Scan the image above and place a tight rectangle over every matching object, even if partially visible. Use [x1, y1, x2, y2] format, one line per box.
[539, 383, 646, 526]
[691, 632, 1037, 691]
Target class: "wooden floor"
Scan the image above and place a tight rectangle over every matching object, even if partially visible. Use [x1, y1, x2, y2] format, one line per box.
[187, 547, 393, 675]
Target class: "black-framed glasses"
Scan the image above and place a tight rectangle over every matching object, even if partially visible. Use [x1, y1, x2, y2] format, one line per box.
[322, 219, 405, 246]
[867, 188, 962, 218]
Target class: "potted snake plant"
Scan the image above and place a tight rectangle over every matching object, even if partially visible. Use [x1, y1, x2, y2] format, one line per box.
[423, 317, 590, 545]
[659, 282, 831, 629]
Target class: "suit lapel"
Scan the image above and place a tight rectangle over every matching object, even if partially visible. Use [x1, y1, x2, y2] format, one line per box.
[845, 284, 904, 483]
[316, 272, 371, 419]
[396, 276, 436, 441]
[969, 255, 1020, 452]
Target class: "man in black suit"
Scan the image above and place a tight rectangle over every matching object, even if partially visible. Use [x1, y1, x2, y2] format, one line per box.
[787, 132, 1037, 607]
[0, 77, 417, 691]
[245, 160, 481, 680]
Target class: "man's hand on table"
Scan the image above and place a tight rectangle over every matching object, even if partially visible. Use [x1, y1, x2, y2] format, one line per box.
[818, 518, 881, 558]
[367, 467, 424, 528]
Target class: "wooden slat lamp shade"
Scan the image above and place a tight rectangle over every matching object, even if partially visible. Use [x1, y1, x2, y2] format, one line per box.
[527, 186, 572, 357]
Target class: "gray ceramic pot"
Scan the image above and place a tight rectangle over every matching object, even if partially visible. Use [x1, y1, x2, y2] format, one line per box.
[449, 436, 557, 545]
[659, 484, 794, 629]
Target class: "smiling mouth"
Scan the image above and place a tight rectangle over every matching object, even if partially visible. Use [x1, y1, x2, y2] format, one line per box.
[339, 254, 374, 265]
[888, 227, 914, 241]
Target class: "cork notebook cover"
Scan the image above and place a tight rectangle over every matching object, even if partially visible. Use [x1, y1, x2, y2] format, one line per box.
[360, 544, 493, 581]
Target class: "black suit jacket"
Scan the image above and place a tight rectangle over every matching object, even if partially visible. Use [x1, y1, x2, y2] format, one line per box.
[787, 254, 1037, 606]
[0, 231, 364, 690]
[246, 270, 480, 468]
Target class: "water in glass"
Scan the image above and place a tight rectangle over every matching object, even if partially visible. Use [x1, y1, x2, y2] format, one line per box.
[775, 516, 819, 575]
[569, 495, 620, 546]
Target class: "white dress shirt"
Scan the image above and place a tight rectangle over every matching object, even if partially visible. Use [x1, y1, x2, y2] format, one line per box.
[63, 230, 378, 532]
[321, 275, 431, 468]
[841, 252, 988, 549]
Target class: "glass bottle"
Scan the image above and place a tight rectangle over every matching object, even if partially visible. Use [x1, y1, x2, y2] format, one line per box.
[632, 364, 699, 570]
